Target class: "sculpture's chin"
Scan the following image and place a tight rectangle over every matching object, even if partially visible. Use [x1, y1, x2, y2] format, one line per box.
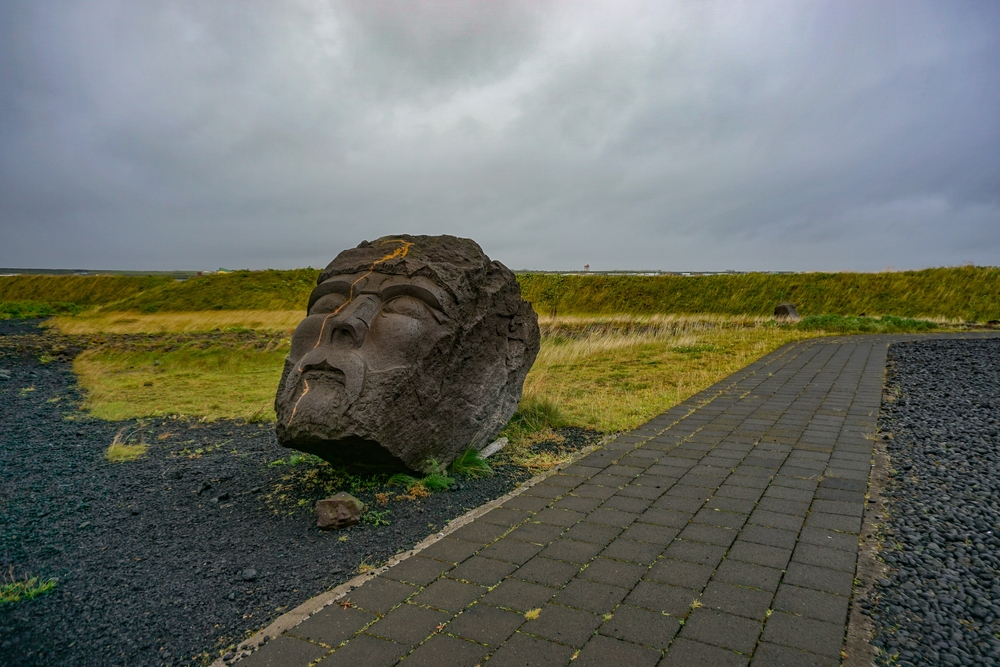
[276, 371, 351, 438]
[299, 370, 351, 412]
[276, 365, 427, 473]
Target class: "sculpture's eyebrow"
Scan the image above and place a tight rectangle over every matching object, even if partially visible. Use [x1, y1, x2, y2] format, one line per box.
[379, 284, 445, 312]
[307, 280, 353, 312]
[308, 278, 449, 315]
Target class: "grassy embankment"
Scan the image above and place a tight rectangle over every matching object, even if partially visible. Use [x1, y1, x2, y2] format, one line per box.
[518, 266, 1000, 320]
[0, 274, 174, 318]
[7, 267, 993, 441]
[7, 266, 999, 320]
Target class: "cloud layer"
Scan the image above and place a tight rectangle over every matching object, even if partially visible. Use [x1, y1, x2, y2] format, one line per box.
[1, 0, 998, 271]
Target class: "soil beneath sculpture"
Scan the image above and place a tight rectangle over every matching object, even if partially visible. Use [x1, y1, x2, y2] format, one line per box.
[0, 319, 602, 667]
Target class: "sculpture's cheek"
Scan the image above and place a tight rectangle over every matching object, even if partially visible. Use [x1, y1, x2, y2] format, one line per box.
[363, 313, 451, 371]
[289, 315, 329, 361]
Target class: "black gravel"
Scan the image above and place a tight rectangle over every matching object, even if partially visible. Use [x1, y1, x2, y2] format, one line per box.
[866, 338, 1000, 667]
[0, 320, 602, 667]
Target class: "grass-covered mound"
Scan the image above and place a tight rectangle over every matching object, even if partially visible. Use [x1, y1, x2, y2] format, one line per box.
[4, 266, 998, 321]
[0, 275, 172, 307]
[0, 301, 83, 320]
[517, 266, 1000, 321]
[104, 269, 319, 312]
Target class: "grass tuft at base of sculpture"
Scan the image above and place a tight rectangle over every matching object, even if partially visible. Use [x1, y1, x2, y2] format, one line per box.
[274, 235, 540, 473]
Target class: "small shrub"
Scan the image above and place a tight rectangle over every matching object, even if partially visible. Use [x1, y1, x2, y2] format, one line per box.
[105, 427, 148, 462]
[386, 468, 453, 494]
[0, 569, 58, 606]
[361, 510, 391, 526]
[245, 407, 272, 424]
[387, 473, 420, 488]
[396, 484, 431, 500]
[507, 397, 567, 434]
[450, 447, 493, 478]
[422, 472, 455, 491]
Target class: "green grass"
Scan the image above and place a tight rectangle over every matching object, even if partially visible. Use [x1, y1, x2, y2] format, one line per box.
[103, 269, 319, 312]
[105, 427, 149, 462]
[500, 396, 568, 443]
[361, 509, 392, 526]
[519, 317, 827, 434]
[795, 314, 937, 333]
[388, 469, 455, 492]
[0, 275, 172, 307]
[517, 266, 1000, 321]
[9, 265, 998, 321]
[450, 447, 494, 478]
[0, 300, 84, 319]
[1, 573, 57, 606]
[73, 339, 289, 422]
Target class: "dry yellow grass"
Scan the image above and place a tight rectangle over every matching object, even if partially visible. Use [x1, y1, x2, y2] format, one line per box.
[68, 313, 837, 433]
[74, 342, 289, 422]
[524, 315, 825, 432]
[105, 427, 148, 462]
[48, 310, 303, 334]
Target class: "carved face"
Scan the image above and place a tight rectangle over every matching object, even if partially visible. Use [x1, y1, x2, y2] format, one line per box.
[275, 234, 540, 473]
[278, 270, 456, 434]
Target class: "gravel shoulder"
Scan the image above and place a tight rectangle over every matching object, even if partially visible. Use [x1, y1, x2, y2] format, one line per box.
[863, 338, 1000, 667]
[0, 320, 601, 667]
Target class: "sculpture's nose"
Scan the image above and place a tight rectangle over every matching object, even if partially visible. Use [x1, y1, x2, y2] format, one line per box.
[325, 294, 379, 348]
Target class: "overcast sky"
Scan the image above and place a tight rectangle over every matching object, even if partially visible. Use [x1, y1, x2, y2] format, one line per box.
[1, 1, 998, 272]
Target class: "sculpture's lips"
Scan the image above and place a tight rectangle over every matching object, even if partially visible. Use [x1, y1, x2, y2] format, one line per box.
[300, 368, 345, 385]
[291, 348, 366, 405]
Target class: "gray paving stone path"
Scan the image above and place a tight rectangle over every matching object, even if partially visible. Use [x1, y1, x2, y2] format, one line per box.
[232, 333, 998, 667]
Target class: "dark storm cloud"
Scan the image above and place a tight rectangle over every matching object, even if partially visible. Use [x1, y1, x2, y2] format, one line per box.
[1, 0, 997, 271]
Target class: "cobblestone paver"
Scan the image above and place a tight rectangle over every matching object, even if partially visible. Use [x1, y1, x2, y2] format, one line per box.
[231, 334, 994, 667]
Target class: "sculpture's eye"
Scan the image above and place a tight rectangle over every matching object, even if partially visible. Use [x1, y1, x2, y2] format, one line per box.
[382, 295, 433, 319]
[310, 292, 348, 315]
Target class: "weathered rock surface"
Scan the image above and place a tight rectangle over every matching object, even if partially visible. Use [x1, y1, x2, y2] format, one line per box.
[315, 492, 365, 530]
[773, 302, 800, 319]
[275, 234, 540, 472]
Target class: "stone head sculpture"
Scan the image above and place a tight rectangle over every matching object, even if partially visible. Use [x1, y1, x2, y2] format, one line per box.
[275, 235, 540, 472]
